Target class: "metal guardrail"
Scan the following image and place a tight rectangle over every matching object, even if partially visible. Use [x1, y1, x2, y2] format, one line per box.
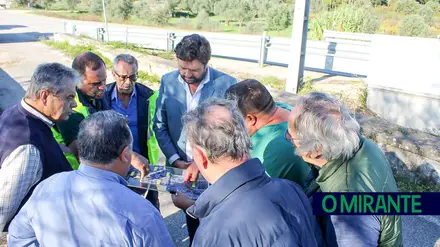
[64, 22, 371, 77]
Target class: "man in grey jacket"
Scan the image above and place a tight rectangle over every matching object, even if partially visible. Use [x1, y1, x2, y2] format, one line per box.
[173, 98, 320, 247]
[153, 34, 236, 242]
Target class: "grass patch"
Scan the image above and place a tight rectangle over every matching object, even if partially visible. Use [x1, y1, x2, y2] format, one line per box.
[106, 41, 175, 60]
[395, 173, 440, 192]
[41, 40, 112, 67]
[261, 76, 285, 91]
[42, 40, 161, 86]
[359, 87, 368, 110]
[138, 70, 160, 84]
[298, 79, 318, 95]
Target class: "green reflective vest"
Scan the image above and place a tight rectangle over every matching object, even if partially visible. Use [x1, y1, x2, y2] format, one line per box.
[52, 90, 160, 169]
[51, 92, 88, 170]
[147, 90, 160, 165]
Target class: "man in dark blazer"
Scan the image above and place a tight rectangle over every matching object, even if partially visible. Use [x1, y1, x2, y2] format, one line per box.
[102, 54, 160, 209]
[153, 34, 236, 243]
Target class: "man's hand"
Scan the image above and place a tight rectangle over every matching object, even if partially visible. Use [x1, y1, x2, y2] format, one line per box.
[171, 192, 195, 211]
[184, 162, 200, 182]
[131, 152, 150, 178]
[173, 159, 191, 169]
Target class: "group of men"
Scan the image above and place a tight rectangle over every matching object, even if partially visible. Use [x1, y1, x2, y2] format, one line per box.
[0, 33, 402, 247]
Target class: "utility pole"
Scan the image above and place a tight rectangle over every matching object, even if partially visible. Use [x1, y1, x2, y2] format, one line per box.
[101, 0, 110, 42]
[285, 0, 311, 93]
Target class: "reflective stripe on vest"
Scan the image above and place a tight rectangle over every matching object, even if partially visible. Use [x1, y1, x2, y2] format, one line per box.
[147, 90, 160, 165]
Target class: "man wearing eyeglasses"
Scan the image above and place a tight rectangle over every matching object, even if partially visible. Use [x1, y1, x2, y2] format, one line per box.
[54, 52, 150, 179]
[102, 54, 160, 209]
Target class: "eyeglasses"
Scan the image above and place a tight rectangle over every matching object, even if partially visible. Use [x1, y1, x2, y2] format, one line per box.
[114, 71, 137, 82]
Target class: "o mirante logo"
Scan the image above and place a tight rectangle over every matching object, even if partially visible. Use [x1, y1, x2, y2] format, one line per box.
[312, 193, 440, 215]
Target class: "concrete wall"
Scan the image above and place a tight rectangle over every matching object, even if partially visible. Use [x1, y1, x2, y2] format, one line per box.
[366, 34, 440, 135]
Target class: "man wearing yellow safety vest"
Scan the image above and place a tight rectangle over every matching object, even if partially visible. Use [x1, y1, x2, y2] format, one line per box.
[52, 52, 152, 188]
[102, 54, 160, 210]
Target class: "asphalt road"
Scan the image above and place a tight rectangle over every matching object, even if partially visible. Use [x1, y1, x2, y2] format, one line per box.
[0, 9, 439, 247]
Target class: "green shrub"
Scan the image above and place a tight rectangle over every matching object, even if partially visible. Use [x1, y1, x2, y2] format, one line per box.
[90, 0, 102, 14]
[399, 14, 430, 37]
[204, 20, 222, 32]
[419, 5, 434, 24]
[245, 22, 265, 34]
[425, 1, 440, 12]
[261, 76, 285, 90]
[176, 17, 193, 29]
[133, 0, 150, 21]
[394, 0, 420, 14]
[309, 5, 379, 40]
[148, 6, 170, 26]
[13, 0, 28, 6]
[194, 10, 209, 30]
[311, 0, 326, 12]
[266, 4, 292, 34]
[138, 70, 161, 84]
[370, 0, 388, 6]
[109, 0, 133, 20]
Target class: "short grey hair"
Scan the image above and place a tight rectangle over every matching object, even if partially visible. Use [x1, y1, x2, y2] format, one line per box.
[182, 98, 251, 163]
[292, 92, 361, 161]
[78, 110, 133, 164]
[113, 54, 138, 73]
[25, 63, 79, 99]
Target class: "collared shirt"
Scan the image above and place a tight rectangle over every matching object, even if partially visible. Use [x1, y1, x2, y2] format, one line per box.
[111, 85, 141, 153]
[0, 99, 52, 231]
[169, 69, 210, 164]
[187, 158, 320, 247]
[8, 164, 175, 247]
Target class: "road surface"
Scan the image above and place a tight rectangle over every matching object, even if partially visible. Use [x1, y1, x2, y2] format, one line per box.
[0, 9, 439, 247]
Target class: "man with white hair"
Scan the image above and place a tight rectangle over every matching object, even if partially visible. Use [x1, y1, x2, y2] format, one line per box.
[0, 63, 78, 232]
[173, 98, 321, 247]
[286, 92, 402, 247]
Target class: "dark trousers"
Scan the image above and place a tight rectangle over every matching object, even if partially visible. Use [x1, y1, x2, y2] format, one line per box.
[185, 213, 200, 245]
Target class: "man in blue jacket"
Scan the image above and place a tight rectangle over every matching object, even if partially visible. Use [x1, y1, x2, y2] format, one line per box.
[173, 98, 320, 247]
[153, 33, 236, 242]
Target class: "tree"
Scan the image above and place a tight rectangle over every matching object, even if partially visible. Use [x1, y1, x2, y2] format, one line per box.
[41, 0, 56, 9]
[90, 0, 102, 14]
[65, 0, 80, 10]
[191, 0, 219, 14]
[418, 5, 434, 25]
[149, 5, 171, 25]
[399, 14, 430, 37]
[266, 4, 292, 34]
[109, 0, 133, 20]
[167, 0, 180, 17]
[14, 0, 28, 6]
[214, 0, 234, 26]
[194, 10, 210, 29]
[394, 0, 420, 14]
[230, 0, 255, 31]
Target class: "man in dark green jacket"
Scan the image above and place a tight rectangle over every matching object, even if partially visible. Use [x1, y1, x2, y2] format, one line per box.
[286, 92, 402, 247]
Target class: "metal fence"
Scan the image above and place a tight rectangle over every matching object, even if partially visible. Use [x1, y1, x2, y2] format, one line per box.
[64, 22, 371, 77]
